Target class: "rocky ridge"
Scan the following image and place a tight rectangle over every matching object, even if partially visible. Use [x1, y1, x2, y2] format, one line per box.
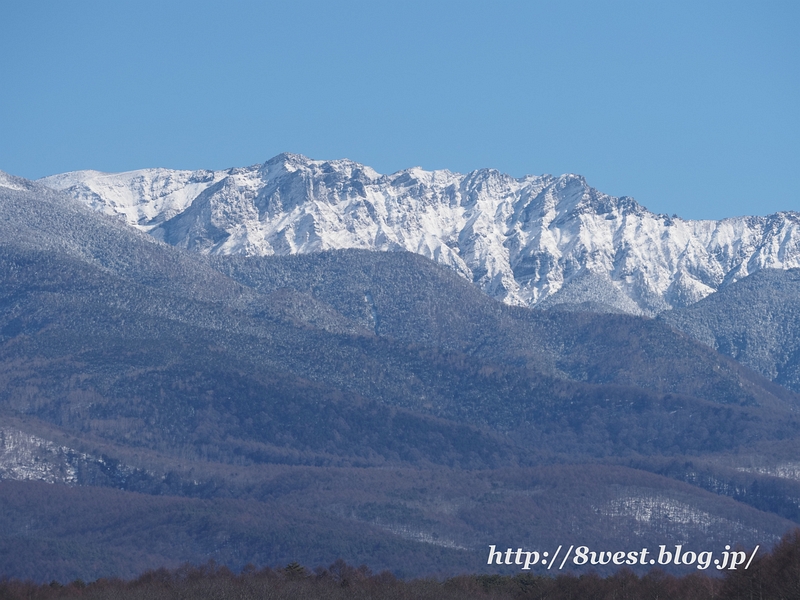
[39, 154, 800, 314]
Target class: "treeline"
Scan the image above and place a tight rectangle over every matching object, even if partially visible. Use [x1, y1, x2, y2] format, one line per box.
[3, 530, 800, 600]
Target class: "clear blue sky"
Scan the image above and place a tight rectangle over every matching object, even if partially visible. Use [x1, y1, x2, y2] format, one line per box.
[1, 0, 797, 219]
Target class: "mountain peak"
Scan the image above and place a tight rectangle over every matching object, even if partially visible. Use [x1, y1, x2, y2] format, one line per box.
[263, 151, 311, 168]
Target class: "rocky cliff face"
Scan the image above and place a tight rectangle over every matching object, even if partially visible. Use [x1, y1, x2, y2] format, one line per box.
[40, 153, 800, 314]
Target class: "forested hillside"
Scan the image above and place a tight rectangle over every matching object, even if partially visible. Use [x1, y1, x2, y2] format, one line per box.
[3, 176, 800, 581]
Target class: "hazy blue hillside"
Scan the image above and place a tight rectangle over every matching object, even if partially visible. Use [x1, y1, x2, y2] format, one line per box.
[661, 268, 800, 393]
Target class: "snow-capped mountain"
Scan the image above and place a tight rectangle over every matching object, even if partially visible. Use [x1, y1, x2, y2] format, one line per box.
[40, 153, 800, 314]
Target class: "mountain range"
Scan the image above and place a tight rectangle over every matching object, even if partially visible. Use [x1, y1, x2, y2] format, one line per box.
[1, 160, 800, 581]
[40, 153, 800, 315]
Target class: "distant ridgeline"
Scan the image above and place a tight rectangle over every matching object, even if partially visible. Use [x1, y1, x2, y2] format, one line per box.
[1, 168, 800, 581]
[39, 154, 800, 315]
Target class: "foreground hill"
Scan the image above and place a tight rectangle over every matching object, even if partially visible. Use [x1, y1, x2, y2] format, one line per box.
[0, 464, 794, 582]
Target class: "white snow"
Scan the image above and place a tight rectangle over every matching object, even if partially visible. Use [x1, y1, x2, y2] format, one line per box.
[598, 493, 766, 540]
[0, 171, 29, 191]
[0, 427, 83, 484]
